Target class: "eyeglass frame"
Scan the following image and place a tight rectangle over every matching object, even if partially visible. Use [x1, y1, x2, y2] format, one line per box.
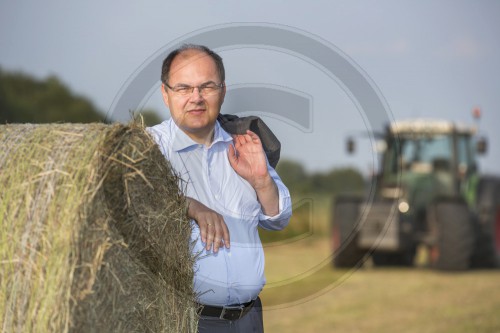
[163, 81, 225, 97]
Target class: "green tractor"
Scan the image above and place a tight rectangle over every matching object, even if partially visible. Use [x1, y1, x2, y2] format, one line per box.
[332, 119, 500, 270]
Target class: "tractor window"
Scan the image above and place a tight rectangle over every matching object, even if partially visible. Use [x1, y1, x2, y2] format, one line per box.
[399, 135, 452, 173]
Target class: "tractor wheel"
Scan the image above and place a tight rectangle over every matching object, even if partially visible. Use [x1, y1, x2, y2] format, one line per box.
[429, 198, 474, 271]
[471, 177, 500, 268]
[332, 196, 365, 268]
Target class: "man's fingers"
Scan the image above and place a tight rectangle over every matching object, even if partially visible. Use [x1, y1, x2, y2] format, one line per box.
[205, 224, 214, 251]
[246, 130, 260, 143]
[200, 224, 207, 243]
[222, 221, 231, 249]
[213, 237, 221, 253]
[214, 220, 230, 252]
[202, 218, 230, 253]
[211, 222, 220, 252]
[237, 134, 247, 145]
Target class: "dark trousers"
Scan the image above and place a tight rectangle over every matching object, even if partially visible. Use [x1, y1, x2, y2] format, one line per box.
[197, 297, 264, 333]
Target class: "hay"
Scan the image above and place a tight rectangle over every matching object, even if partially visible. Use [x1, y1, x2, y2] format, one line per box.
[0, 122, 197, 333]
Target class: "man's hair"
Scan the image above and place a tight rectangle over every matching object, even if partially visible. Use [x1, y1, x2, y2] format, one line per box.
[161, 44, 225, 84]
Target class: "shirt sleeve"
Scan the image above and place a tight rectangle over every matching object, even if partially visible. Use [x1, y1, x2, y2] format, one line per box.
[258, 165, 292, 231]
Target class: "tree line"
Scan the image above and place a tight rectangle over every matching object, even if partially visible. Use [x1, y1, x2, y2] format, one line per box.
[276, 159, 365, 195]
[0, 67, 162, 125]
[0, 67, 106, 123]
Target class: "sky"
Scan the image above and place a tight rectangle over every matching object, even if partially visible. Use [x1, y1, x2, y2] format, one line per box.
[1, 0, 499, 175]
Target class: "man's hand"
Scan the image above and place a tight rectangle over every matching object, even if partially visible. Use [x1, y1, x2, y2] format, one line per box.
[228, 130, 279, 216]
[187, 198, 230, 253]
[228, 130, 270, 189]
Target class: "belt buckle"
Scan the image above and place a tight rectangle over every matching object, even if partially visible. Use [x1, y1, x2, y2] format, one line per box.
[219, 305, 244, 320]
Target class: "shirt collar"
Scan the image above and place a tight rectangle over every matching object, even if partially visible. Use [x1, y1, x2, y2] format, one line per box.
[171, 119, 233, 152]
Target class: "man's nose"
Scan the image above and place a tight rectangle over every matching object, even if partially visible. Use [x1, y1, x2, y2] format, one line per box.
[189, 87, 204, 102]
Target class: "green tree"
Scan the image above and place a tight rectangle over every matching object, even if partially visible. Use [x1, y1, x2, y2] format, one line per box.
[276, 159, 308, 193]
[0, 68, 105, 123]
[277, 158, 365, 195]
[322, 167, 365, 194]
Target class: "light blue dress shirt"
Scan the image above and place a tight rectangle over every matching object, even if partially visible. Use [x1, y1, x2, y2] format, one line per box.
[148, 119, 292, 306]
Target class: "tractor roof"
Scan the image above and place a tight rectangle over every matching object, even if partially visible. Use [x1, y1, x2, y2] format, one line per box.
[389, 119, 476, 135]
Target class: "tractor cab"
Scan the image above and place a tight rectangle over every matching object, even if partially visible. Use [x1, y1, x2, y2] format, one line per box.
[380, 120, 484, 206]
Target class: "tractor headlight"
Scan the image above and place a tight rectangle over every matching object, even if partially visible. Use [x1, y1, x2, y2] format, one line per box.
[398, 200, 410, 214]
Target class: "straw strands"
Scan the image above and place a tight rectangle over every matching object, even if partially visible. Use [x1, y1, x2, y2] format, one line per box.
[0, 122, 197, 333]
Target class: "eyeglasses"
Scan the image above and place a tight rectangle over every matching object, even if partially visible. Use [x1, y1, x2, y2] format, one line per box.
[164, 82, 224, 96]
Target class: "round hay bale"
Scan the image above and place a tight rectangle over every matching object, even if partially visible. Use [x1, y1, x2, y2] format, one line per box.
[0, 122, 197, 333]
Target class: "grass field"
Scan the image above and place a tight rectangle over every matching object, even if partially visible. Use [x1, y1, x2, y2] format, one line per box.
[259, 195, 500, 333]
[261, 236, 500, 332]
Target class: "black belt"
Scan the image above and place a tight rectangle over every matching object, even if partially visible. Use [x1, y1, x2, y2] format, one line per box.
[198, 299, 256, 321]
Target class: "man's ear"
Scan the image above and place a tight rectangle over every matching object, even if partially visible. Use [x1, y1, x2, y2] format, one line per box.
[161, 84, 170, 106]
[220, 82, 226, 104]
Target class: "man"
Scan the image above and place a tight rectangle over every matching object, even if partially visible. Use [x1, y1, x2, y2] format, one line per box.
[148, 44, 292, 332]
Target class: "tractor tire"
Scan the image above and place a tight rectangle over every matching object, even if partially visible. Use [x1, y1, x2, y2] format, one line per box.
[429, 198, 474, 271]
[332, 196, 365, 268]
[471, 176, 500, 268]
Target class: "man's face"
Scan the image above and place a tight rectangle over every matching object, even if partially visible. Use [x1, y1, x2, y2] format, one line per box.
[162, 50, 225, 142]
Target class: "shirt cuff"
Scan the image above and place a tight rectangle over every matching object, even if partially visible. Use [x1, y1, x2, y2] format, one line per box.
[258, 183, 292, 230]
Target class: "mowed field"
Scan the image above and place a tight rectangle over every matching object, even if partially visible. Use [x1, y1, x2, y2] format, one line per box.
[259, 196, 500, 333]
[261, 236, 500, 332]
